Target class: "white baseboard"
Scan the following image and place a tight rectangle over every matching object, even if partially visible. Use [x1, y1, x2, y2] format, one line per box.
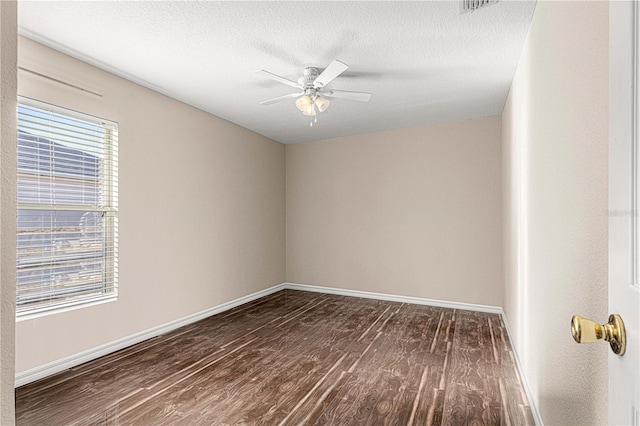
[500, 311, 544, 426]
[15, 283, 287, 387]
[283, 282, 503, 314]
[16, 280, 542, 426]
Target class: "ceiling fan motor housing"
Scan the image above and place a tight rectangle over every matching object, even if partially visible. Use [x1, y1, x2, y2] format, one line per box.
[298, 67, 320, 88]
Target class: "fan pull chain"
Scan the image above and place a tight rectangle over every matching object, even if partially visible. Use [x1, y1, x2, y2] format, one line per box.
[310, 102, 318, 127]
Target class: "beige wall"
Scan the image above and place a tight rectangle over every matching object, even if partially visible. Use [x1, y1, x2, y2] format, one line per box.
[502, 1, 608, 425]
[15, 37, 285, 373]
[286, 116, 503, 306]
[0, 1, 17, 423]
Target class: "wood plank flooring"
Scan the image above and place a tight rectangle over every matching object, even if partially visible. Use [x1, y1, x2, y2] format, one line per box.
[15, 289, 535, 425]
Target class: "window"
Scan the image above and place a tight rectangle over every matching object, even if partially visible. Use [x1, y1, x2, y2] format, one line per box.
[16, 98, 118, 317]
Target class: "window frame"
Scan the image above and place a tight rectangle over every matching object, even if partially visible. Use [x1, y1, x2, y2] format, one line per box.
[16, 97, 118, 319]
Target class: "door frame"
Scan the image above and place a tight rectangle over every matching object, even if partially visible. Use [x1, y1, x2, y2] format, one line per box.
[609, 2, 640, 424]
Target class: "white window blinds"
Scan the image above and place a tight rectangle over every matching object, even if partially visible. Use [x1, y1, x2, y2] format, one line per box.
[16, 98, 118, 316]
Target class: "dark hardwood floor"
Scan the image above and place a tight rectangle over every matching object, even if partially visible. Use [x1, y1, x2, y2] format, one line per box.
[15, 289, 535, 425]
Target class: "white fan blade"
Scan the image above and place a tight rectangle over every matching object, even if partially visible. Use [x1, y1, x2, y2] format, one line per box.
[260, 92, 304, 105]
[314, 60, 349, 87]
[323, 89, 371, 102]
[256, 69, 302, 89]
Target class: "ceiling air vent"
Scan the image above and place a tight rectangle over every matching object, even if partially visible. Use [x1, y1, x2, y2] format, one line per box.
[460, 0, 497, 14]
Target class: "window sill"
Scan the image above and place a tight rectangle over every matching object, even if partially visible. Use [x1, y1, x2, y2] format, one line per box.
[16, 294, 118, 322]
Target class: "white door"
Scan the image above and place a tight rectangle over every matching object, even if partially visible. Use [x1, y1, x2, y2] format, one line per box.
[610, 2, 640, 425]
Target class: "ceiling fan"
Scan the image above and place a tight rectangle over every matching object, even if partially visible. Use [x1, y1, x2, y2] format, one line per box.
[257, 60, 372, 125]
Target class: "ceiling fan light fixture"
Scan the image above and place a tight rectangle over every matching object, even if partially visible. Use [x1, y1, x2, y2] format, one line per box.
[302, 103, 316, 116]
[315, 96, 330, 112]
[295, 95, 313, 112]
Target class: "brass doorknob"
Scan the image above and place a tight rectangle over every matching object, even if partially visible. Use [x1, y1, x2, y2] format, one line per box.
[571, 314, 626, 356]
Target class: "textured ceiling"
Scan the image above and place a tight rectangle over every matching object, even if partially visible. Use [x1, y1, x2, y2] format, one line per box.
[18, 1, 536, 144]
